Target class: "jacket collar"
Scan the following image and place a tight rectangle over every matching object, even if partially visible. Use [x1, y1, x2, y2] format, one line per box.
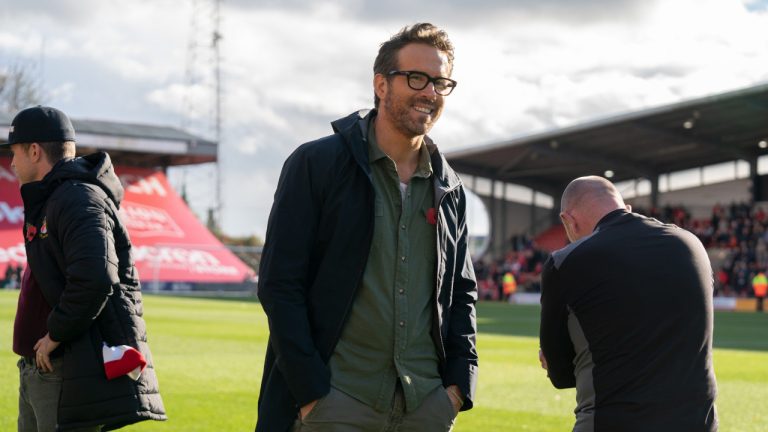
[20, 159, 71, 223]
[331, 109, 372, 180]
[552, 209, 630, 269]
[594, 208, 630, 231]
[425, 136, 462, 197]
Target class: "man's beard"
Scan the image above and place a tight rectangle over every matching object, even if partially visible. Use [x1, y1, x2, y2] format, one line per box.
[382, 92, 441, 138]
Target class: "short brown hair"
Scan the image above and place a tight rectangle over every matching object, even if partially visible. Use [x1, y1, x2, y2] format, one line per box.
[36, 141, 76, 163]
[373, 23, 455, 108]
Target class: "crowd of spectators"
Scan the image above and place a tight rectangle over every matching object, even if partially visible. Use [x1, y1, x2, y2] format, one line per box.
[635, 202, 768, 296]
[474, 235, 548, 301]
[476, 202, 767, 300]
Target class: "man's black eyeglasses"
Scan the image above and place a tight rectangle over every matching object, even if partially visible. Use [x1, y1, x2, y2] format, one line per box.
[387, 70, 457, 96]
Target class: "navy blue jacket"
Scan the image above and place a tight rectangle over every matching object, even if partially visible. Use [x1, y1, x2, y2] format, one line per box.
[256, 110, 478, 432]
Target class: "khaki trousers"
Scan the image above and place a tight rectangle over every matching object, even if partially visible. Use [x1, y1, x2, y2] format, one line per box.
[293, 385, 457, 432]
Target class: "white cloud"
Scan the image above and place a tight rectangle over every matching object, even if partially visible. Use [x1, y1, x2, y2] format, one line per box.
[433, 0, 768, 153]
[47, 82, 75, 103]
[2, 0, 768, 237]
[147, 83, 212, 121]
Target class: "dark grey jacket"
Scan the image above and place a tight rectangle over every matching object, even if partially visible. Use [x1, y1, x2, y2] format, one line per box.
[540, 210, 717, 432]
[21, 152, 166, 431]
[256, 110, 478, 432]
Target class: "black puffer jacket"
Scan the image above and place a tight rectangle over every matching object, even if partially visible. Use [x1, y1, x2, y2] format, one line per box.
[21, 152, 166, 431]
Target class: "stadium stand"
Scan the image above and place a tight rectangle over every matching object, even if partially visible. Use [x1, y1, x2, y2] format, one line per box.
[450, 82, 768, 308]
[476, 201, 768, 301]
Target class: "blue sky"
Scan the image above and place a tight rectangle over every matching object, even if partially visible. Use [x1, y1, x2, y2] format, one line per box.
[1, 0, 767, 237]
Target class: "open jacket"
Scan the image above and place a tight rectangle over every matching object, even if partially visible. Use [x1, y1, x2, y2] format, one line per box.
[256, 110, 478, 432]
[21, 152, 166, 431]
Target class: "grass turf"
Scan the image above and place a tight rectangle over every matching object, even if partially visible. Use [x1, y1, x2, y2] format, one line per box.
[1, 291, 766, 431]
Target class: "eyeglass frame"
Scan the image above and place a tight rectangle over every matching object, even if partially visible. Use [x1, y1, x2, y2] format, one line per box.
[386, 70, 458, 96]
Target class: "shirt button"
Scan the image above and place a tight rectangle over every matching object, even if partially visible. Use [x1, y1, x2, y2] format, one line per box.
[399, 321, 405, 327]
[399, 288, 404, 294]
[401, 224, 406, 230]
[401, 256, 406, 262]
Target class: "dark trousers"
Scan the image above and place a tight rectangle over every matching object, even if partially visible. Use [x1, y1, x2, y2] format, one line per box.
[18, 357, 103, 432]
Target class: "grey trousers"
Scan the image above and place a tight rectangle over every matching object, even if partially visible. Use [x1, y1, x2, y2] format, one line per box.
[17, 357, 102, 432]
[293, 385, 457, 432]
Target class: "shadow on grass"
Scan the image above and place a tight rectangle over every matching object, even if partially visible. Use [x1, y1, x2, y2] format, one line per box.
[477, 301, 768, 352]
[477, 302, 540, 338]
[142, 294, 768, 352]
[146, 292, 260, 303]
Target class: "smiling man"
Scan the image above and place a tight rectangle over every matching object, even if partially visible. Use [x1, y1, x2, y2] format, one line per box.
[256, 23, 478, 432]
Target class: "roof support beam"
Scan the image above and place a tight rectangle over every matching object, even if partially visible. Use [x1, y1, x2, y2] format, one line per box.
[631, 121, 752, 161]
[530, 143, 656, 180]
[495, 148, 532, 176]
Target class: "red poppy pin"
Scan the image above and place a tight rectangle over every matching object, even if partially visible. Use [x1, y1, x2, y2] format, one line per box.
[25, 223, 38, 242]
[426, 207, 437, 225]
[39, 218, 48, 239]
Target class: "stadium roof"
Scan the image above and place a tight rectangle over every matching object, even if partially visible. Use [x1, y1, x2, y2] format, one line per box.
[447, 83, 768, 197]
[0, 112, 217, 167]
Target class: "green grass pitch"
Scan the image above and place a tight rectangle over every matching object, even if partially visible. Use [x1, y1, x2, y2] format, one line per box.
[1, 291, 766, 431]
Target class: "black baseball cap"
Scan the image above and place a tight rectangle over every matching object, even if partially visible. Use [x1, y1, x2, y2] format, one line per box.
[2, 106, 76, 147]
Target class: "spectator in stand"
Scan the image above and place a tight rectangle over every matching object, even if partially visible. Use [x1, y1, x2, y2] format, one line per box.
[3, 264, 14, 289]
[5, 264, 24, 289]
[478, 276, 497, 301]
[734, 261, 750, 295]
[752, 271, 767, 312]
[14, 264, 22, 289]
[502, 272, 517, 302]
[716, 268, 730, 297]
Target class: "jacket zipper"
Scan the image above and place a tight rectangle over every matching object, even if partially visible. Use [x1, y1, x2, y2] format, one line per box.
[432, 185, 458, 366]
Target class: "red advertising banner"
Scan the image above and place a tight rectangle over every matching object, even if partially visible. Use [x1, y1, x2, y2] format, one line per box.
[0, 158, 253, 284]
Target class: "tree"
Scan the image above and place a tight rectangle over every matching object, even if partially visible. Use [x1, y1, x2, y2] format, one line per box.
[0, 61, 42, 112]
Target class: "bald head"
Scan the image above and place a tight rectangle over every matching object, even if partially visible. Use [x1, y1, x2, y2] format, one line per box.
[559, 176, 628, 241]
[561, 176, 625, 213]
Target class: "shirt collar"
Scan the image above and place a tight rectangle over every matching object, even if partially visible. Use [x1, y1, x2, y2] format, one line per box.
[367, 117, 433, 178]
[367, 118, 388, 163]
[413, 141, 433, 179]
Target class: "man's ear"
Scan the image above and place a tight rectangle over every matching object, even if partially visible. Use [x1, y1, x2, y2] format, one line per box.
[374, 73, 388, 103]
[560, 210, 576, 229]
[28, 143, 43, 163]
[560, 210, 579, 242]
[625, 204, 632, 212]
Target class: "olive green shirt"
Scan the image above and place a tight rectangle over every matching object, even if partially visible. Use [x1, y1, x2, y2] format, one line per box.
[328, 119, 442, 412]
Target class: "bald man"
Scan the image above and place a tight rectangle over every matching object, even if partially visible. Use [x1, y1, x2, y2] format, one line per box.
[539, 176, 718, 432]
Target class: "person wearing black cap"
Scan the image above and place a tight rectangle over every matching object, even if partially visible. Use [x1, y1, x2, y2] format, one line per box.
[4, 106, 166, 431]
[539, 176, 718, 432]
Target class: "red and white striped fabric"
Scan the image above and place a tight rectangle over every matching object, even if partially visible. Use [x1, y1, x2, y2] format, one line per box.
[102, 343, 147, 381]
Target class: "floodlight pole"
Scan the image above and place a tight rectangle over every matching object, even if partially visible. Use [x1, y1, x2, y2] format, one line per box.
[213, 0, 223, 230]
